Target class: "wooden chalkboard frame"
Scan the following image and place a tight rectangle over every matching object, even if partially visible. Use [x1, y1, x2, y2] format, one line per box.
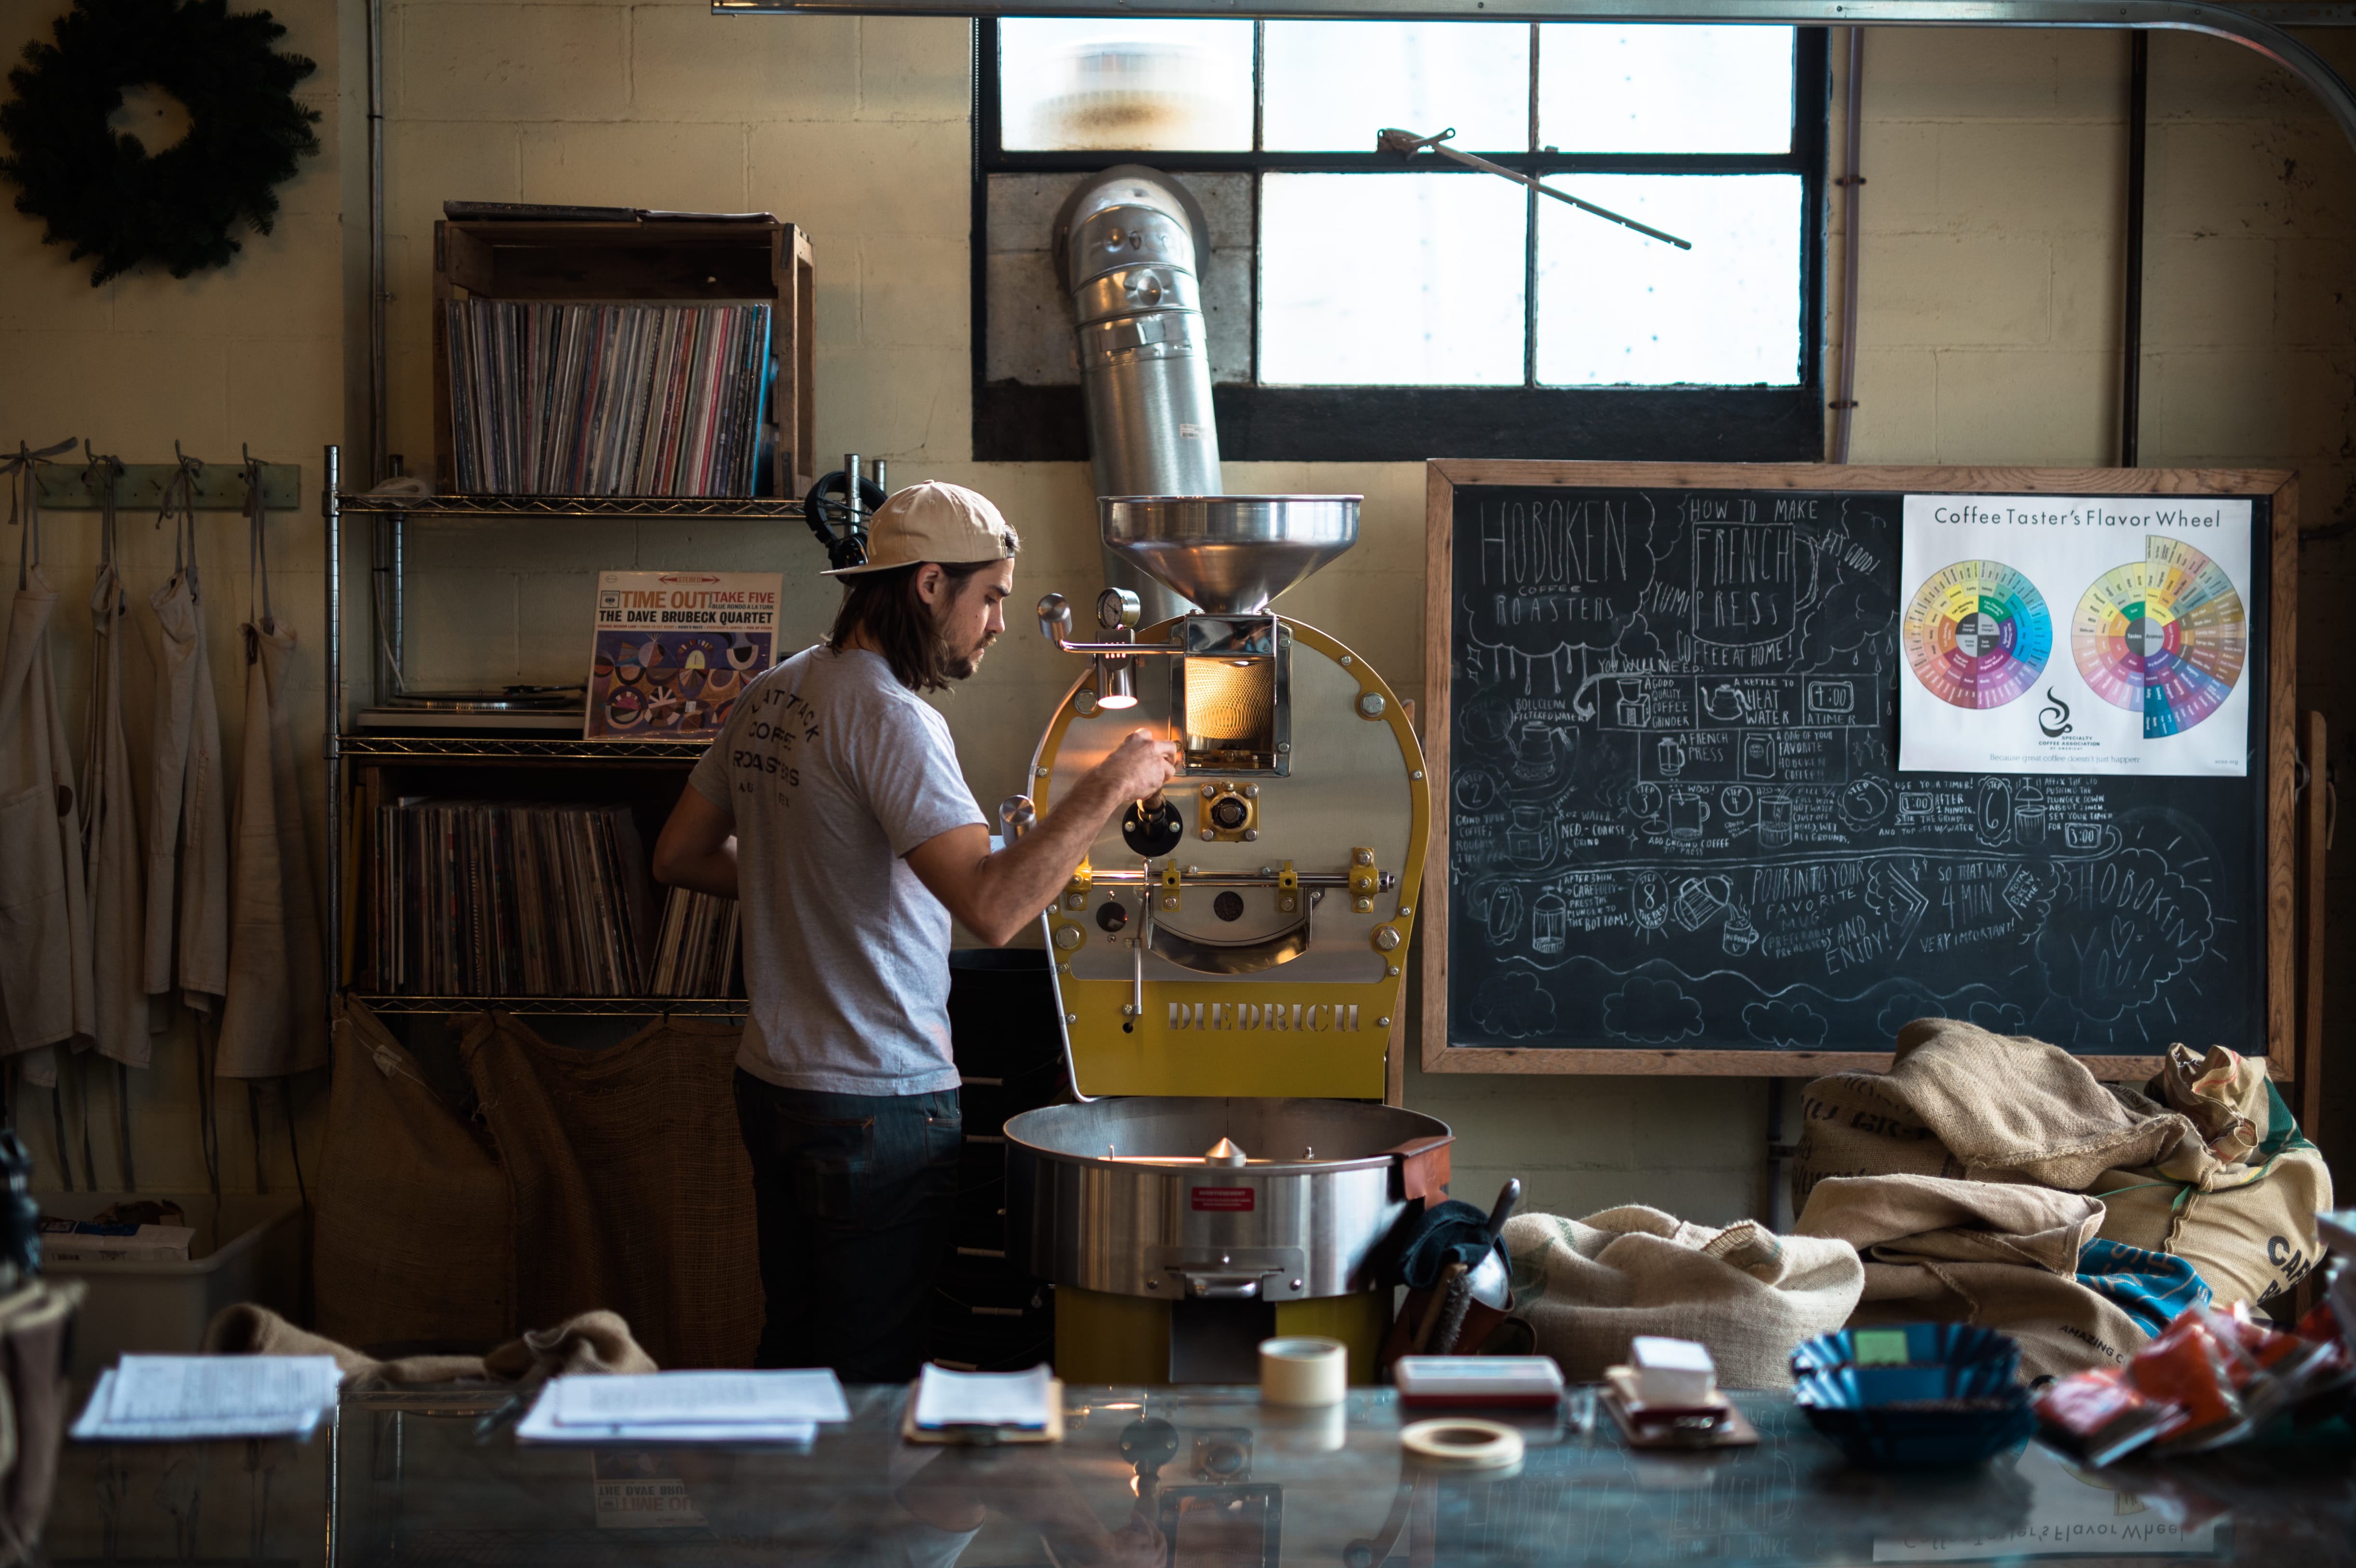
[1420, 460, 2299, 1080]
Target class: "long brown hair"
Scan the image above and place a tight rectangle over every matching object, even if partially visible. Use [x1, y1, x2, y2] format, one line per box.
[827, 560, 998, 693]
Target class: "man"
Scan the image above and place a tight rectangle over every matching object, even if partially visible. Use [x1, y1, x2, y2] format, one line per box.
[653, 481, 1178, 1379]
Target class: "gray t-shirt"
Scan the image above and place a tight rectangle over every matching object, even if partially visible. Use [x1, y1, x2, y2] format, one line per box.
[688, 645, 985, 1095]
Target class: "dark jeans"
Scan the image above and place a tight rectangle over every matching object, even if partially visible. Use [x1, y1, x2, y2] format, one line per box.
[732, 1071, 962, 1381]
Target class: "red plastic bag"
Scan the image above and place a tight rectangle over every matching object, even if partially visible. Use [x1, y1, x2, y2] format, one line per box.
[2033, 1366, 2186, 1465]
[2129, 1313, 2248, 1453]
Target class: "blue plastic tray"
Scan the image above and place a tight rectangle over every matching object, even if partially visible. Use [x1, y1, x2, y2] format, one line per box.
[1790, 1324, 2032, 1469]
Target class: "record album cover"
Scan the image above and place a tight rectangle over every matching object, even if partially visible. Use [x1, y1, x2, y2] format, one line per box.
[585, 570, 780, 741]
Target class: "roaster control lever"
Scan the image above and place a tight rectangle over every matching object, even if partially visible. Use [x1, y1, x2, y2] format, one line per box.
[1037, 593, 1072, 646]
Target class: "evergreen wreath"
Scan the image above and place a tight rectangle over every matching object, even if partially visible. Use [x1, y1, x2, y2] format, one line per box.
[0, 0, 320, 284]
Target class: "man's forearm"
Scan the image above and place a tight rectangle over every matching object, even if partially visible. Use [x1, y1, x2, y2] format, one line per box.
[971, 770, 1147, 937]
[661, 847, 741, 900]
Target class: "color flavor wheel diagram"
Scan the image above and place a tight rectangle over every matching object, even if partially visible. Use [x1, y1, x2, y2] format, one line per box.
[2070, 534, 2247, 737]
[1900, 560, 2053, 709]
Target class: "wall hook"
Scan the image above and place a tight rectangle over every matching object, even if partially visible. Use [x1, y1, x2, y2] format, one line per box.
[241, 446, 270, 518]
[81, 440, 122, 487]
[158, 441, 204, 527]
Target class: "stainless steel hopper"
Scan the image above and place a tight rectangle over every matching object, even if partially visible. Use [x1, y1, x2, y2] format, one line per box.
[1101, 495, 1360, 616]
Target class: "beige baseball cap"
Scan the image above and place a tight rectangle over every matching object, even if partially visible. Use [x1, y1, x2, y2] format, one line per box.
[823, 481, 1021, 576]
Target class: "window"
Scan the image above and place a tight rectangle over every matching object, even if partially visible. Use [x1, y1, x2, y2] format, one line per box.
[975, 21, 1827, 463]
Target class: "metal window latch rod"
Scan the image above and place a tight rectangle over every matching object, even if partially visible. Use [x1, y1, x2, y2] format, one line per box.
[1376, 127, 1694, 251]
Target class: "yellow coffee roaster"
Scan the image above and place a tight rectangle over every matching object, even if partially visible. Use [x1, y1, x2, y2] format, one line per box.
[1000, 496, 1447, 1383]
[1014, 496, 1429, 1099]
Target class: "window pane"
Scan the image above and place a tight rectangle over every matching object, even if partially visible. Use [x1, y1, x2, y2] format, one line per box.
[1262, 22, 1529, 153]
[1000, 19, 1254, 151]
[1259, 174, 1526, 387]
[1534, 174, 1801, 386]
[1538, 26, 1793, 153]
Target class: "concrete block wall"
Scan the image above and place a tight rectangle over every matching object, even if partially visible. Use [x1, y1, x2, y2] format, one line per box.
[380, 7, 973, 481]
[2138, 28, 2356, 1165]
[1833, 27, 2356, 1163]
[1842, 30, 2132, 464]
[983, 172, 1255, 385]
[0, 8, 2348, 1213]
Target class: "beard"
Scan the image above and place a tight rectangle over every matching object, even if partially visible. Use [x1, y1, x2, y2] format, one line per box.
[941, 628, 999, 682]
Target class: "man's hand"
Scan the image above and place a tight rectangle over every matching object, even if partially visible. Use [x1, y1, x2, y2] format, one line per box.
[1091, 728, 1181, 803]
[905, 728, 1180, 947]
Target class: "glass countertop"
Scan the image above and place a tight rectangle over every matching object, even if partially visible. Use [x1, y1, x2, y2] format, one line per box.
[310, 1384, 2356, 1568]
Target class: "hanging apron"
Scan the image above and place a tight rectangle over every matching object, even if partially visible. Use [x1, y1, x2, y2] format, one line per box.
[81, 462, 148, 1068]
[0, 440, 97, 1085]
[217, 471, 326, 1078]
[142, 467, 230, 1014]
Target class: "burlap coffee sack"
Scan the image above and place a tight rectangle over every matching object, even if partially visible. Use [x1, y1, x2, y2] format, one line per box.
[315, 999, 514, 1351]
[1503, 1206, 1862, 1390]
[1798, 1024, 2329, 1315]
[1843, 1261, 2145, 1381]
[2159, 1044, 2266, 1167]
[205, 1303, 655, 1390]
[2089, 1068, 2333, 1308]
[1798, 1172, 2103, 1271]
[0, 1280, 81, 1565]
[1792, 1071, 1963, 1212]
[1797, 1173, 2148, 1378]
[481, 1310, 658, 1385]
[1882, 1019, 2205, 1190]
[205, 1302, 474, 1383]
[1794, 1027, 2224, 1208]
[2083, 1168, 2176, 1254]
[461, 1012, 760, 1369]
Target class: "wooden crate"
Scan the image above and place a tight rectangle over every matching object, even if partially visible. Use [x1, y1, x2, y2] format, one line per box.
[432, 219, 815, 498]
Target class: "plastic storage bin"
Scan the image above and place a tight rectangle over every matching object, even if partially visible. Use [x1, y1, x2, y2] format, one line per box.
[35, 1191, 303, 1381]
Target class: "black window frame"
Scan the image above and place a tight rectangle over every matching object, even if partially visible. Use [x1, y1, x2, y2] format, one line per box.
[971, 19, 1830, 465]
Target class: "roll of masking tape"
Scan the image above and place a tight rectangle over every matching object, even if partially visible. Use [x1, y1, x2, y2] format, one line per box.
[1259, 1337, 1348, 1407]
[1399, 1418, 1526, 1471]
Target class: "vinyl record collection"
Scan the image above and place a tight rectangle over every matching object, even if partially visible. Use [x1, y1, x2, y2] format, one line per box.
[649, 888, 741, 998]
[445, 299, 773, 496]
[372, 798, 705, 997]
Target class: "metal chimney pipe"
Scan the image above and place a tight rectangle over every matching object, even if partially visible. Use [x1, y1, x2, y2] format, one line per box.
[1056, 165, 1221, 626]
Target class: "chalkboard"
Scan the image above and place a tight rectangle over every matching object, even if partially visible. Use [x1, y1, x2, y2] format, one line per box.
[1420, 462, 2297, 1078]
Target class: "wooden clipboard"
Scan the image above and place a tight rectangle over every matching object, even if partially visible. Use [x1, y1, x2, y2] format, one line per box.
[899, 1378, 1066, 1445]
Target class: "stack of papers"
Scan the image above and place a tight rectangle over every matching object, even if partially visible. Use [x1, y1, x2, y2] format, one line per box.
[911, 1364, 1053, 1432]
[72, 1355, 341, 1442]
[517, 1370, 850, 1445]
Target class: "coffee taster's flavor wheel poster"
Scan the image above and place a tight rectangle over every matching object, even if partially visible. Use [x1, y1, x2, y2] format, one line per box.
[1901, 559, 2054, 710]
[2070, 535, 2247, 738]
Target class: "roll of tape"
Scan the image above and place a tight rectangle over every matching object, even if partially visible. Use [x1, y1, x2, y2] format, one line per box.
[1259, 1336, 1348, 1407]
[1399, 1418, 1526, 1471]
